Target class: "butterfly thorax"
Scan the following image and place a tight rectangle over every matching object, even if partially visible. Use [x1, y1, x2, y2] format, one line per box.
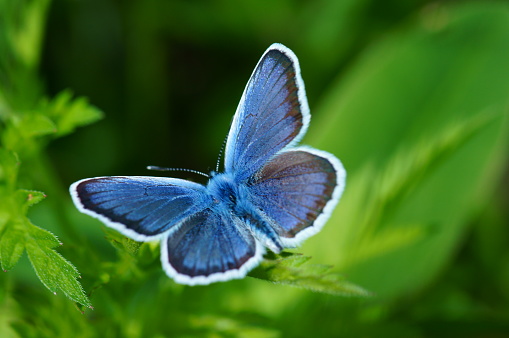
[206, 172, 250, 210]
[206, 172, 284, 253]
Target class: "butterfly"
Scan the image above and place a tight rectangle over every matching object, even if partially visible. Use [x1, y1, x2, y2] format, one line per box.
[70, 43, 346, 285]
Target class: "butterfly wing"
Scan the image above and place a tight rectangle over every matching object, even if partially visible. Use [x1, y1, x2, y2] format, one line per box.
[224, 43, 309, 181]
[161, 208, 264, 285]
[70, 176, 211, 241]
[249, 147, 346, 247]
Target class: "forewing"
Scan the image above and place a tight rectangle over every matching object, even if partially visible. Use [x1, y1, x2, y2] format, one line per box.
[70, 176, 211, 241]
[224, 43, 309, 181]
[161, 208, 264, 285]
[249, 147, 346, 247]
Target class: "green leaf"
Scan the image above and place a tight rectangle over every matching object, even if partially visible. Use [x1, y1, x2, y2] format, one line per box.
[249, 252, 372, 297]
[308, 2, 509, 298]
[1, 114, 56, 155]
[25, 223, 92, 308]
[0, 221, 26, 271]
[373, 111, 499, 220]
[40, 90, 103, 137]
[0, 215, 92, 307]
[0, 0, 93, 312]
[15, 189, 46, 209]
[17, 114, 56, 137]
[0, 156, 90, 307]
[338, 224, 429, 271]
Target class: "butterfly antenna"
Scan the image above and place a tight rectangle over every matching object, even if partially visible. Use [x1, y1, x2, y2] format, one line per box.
[147, 166, 210, 178]
[215, 134, 229, 172]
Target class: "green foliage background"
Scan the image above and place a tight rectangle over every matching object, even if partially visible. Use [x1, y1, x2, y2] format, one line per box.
[1, 0, 509, 336]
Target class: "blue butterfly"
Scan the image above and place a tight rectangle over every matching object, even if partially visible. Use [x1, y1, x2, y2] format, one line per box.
[70, 43, 346, 285]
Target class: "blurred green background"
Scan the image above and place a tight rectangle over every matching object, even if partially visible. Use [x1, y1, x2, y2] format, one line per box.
[1, 0, 509, 337]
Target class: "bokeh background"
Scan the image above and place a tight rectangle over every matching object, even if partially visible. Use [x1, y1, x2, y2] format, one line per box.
[1, 0, 509, 336]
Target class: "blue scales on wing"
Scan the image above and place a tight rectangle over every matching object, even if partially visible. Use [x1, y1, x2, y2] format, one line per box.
[72, 177, 211, 239]
[163, 208, 259, 280]
[224, 46, 309, 182]
[249, 149, 339, 244]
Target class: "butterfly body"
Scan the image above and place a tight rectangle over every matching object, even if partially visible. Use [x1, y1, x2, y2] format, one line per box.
[207, 171, 284, 252]
[207, 172, 248, 210]
[71, 43, 346, 285]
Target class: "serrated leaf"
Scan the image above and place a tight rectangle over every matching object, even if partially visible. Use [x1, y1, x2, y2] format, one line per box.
[15, 189, 46, 210]
[0, 152, 90, 307]
[17, 114, 56, 137]
[24, 223, 91, 307]
[41, 90, 103, 137]
[249, 252, 372, 297]
[0, 221, 26, 271]
[262, 251, 312, 268]
[26, 223, 61, 248]
[1, 114, 56, 153]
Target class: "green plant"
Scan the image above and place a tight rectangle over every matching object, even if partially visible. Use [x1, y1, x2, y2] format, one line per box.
[2, 0, 509, 337]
